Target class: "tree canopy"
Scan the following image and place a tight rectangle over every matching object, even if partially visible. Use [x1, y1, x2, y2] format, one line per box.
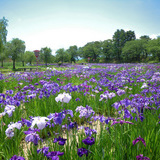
[6, 38, 25, 69]
[40, 47, 52, 66]
[0, 17, 8, 67]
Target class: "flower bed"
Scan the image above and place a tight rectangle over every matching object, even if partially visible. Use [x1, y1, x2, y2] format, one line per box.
[0, 63, 160, 160]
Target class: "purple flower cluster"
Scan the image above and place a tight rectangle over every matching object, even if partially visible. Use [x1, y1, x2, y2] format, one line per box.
[24, 128, 41, 145]
[10, 155, 25, 160]
[53, 136, 67, 146]
[77, 147, 89, 157]
[136, 154, 150, 160]
[132, 136, 146, 147]
[82, 136, 95, 145]
[75, 105, 95, 119]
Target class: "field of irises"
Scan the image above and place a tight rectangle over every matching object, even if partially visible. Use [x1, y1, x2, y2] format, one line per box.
[0, 63, 160, 160]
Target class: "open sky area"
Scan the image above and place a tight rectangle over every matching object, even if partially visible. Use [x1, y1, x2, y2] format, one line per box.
[0, 0, 160, 54]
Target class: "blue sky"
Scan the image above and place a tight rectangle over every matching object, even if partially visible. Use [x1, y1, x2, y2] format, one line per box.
[0, 0, 160, 54]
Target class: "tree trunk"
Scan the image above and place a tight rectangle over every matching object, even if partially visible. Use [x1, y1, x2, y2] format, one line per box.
[1, 60, 3, 67]
[13, 59, 15, 69]
[22, 61, 24, 66]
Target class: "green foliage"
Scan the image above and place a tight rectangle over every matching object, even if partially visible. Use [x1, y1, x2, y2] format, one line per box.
[5, 38, 26, 69]
[66, 45, 78, 63]
[40, 47, 52, 66]
[55, 48, 70, 63]
[122, 39, 147, 62]
[0, 17, 8, 67]
[82, 41, 102, 62]
[113, 29, 136, 62]
[102, 39, 114, 62]
[146, 38, 160, 61]
[25, 51, 36, 65]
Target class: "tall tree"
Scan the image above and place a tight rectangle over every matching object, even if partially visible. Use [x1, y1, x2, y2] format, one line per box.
[82, 41, 102, 62]
[6, 38, 25, 69]
[125, 30, 136, 41]
[122, 39, 146, 62]
[113, 29, 126, 62]
[139, 35, 151, 59]
[67, 45, 78, 63]
[140, 35, 151, 41]
[0, 17, 8, 67]
[113, 29, 136, 62]
[25, 51, 36, 65]
[55, 48, 66, 64]
[146, 38, 160, 61]
[40, 47, 52, 66]
[102, 39, 114, 62]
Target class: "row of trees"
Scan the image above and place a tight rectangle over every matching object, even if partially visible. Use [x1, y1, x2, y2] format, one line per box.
[0, 17, 160, 70]
[54, 30, 160, 63]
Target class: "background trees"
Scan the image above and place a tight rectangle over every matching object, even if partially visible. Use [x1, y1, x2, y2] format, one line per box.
[40, 47, 52, 66]
[0, 17, 8, 67]
[122, 39, 146, 62]
[6, 38, 25, 69]
[24, 51, 36, 65]
[66, 45, 78, 63]
[112, 29, 136, 62]
[146, 37, 160, 61]
[102, 39, 114, 62]
[55, 48, 70, 64]
[1, 21, 159, 66]
[82, 41, 102, 63]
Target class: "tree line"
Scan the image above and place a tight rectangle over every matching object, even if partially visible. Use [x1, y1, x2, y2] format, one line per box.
[0, 17, 160, 69]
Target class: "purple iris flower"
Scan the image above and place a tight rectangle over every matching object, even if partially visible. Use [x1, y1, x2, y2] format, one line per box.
[136, 154, 150, 160]
[77, 147, 89, 157]
[75, 98, 80, 101]
[24, 128, 41, 145]
[21, 118, 32, 127]
[68, 122, 77, 130]
[37, 146, 49, 156]
[82, 137, 95, 145]
[84, 127, 97, 137]
[46, 151, 64, 159]
[62, 109, 73, 117]
[105, 117, 115, 124]
[75, 105, 95, 119]
[4, 105, 15, 117]
[53, 136, 67, 146]
[111, 120, 134, 126]
[9, 90, 14, 95]
[10, 155, 25, 160]
[132, 136, 146, 147]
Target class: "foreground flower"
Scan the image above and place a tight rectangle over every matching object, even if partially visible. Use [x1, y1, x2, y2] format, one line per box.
[82, 137, 95, 145]
[24, 128, 41, 145]
[37, 146, 49, 156]
[55, 92, 71, 103]
[46, 151, 64, 159]
[53, 136, 67, 146]
[141, 83, 148, 89]
[4, 105, 15, 117]
[5, 122, 22, 138]
[77, 147, 89, 157]
[84, 127, 97, 137]
[31, 116, 49, 130]
[76, 105, 95, 119]
[136, 154, 150, 160]
[133, 136, 146, 147]
[10, 155, 25, 160]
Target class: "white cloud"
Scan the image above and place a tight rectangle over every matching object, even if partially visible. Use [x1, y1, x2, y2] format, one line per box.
[24, 27, 110, 54]
[150, 34, 160, 39]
